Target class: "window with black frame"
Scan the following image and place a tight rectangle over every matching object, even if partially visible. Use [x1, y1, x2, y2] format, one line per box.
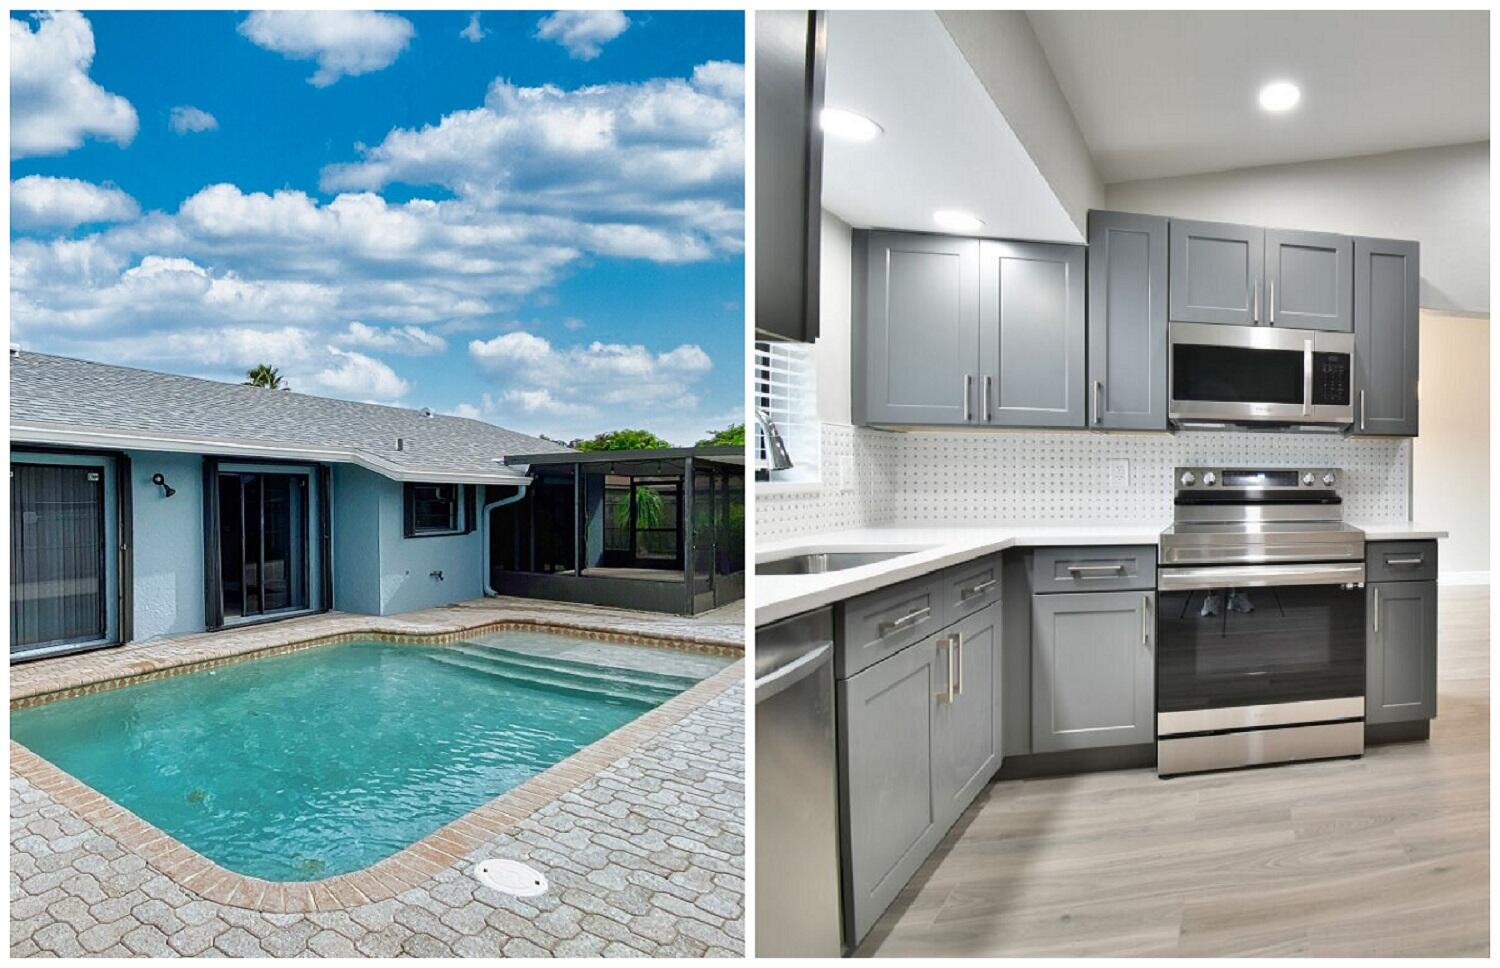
[403, 483, 465, 537]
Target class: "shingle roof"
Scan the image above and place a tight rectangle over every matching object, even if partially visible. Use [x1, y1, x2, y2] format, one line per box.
[9, 351, 572, 483]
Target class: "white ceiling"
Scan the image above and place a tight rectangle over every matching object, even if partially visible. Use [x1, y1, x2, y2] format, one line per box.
[1028, 10, 1490, 184]
[821, 10, 1082, 243]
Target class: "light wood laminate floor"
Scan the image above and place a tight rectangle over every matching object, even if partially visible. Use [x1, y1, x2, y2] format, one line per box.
[859, 584, 1489, 957]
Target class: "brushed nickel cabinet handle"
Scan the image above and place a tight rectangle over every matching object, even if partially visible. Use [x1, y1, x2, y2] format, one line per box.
[1068, 563, 1126, 577]
[1373, 587, 1380, 632]
[1142, 593, 1151, 647]
[964, 374, 973, 422]
[1360, 390, 1366, 431]
[881, 606, 930, 635]
[961, 578, 997, 600]
[983, 375, 992, 423]
[954, 633, 963, 697]
[1386, 556, 1425, 567]
[1270, 280, 1276, 325]
[936, 636, 956, 703]
[1252, 277, 1260, 324]
[1093, 380, 1103, 425]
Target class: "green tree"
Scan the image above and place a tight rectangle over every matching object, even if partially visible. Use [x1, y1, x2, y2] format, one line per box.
[572, 428, 672, 451]
[244, 364, 287, 390]
[696, 423, 745, 447]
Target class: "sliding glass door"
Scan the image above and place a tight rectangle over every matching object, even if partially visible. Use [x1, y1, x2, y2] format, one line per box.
[11, 463, 107, 657]
[218, 470, 308, 620]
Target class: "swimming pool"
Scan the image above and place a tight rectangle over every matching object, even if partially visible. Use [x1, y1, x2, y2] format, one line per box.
[10, 634, 717, 882]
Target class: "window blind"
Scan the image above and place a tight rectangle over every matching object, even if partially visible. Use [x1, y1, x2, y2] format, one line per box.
[753, 340, 819, 483]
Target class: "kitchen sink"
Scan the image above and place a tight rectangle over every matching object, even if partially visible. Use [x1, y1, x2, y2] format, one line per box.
[756, 551, 920, 576]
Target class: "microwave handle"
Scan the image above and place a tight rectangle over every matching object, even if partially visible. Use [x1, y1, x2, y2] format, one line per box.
[1302, 339, 1313, 415]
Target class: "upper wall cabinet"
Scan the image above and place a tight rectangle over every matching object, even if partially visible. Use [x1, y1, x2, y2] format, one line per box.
[853, 231, 979, 426]
[1353, 237, 1420, 436]
[1266, 229, 1353, 331]
[754, 11, 825, 343]
[1168, 220, 1264, 326]
[1169, 220, 1354, 332]
[979, 241, 1086, 428]
[1087, 211, 1168, 430]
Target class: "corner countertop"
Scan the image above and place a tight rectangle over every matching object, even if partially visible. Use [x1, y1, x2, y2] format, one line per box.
[754, 521, 1451, 627]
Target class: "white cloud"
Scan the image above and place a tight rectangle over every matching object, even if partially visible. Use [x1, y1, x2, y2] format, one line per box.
[315, 346, 410, 401]
[11, 175, 138, 230]
[535, 10, 629, 60]
[468, 331, 714, 436]
[10, 11, 138, 159]
[238, 11, 414, 87]
[168, 105, 218, 134]
[562, 317, 586, 331]
[450, 402, 483, 419]
[335, 321, 446, 355]
[459, 13, 487, 43]
[319, 65, 744, 256]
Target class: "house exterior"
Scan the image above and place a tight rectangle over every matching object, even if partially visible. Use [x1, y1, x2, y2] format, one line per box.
[9, 351, 572, 663]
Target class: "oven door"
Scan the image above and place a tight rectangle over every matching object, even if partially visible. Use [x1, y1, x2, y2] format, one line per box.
[1157, 563, 1366, 727]
[1169, 323, 1353, 426]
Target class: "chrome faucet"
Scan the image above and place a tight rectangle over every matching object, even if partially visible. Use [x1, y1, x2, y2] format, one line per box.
[756, 408, 794, 472]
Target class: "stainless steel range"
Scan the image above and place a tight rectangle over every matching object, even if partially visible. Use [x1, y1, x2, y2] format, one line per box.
[1156, 467, 1367, 777]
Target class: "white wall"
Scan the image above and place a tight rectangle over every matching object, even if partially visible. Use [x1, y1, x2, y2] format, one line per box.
[939, 10, 1105, 237]
[1105, 142, 1490, 315]
[1412, 310, 1490, 578]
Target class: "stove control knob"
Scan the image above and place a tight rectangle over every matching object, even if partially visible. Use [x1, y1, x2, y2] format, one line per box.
[1179, 471, 1196, 487]
[1202, 471, 1216, 486]
[1302, 472, 1314, 485]
[1322, 472, 1336, 486]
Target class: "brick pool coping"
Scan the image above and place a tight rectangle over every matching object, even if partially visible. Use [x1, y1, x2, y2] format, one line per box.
[9, 658, 744, 915]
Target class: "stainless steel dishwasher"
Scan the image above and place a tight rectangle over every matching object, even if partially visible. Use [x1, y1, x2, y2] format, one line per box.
[755, 607, 842, 957]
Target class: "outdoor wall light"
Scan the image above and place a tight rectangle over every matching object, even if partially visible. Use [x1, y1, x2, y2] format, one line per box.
[151, 473, 177, 498]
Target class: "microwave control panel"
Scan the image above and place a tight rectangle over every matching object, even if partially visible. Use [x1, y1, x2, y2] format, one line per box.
[1311, 352, 1351, 406]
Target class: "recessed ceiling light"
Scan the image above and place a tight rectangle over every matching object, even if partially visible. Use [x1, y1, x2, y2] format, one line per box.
[820, 108, 882, 142]
[933, 209, 984, 233]
[1258, 81, 1301, 113]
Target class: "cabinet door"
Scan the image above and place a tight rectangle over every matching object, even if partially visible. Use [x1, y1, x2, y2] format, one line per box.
[1367, 581, 1437, 724]
[753, 11, 825, 342]
[1087, 211, 1168, 429]
[1352, 237, 1420, 436]
[978, 240, 1086, 427]
[1168, 219, 1264, 326]
[855, 231, 980, 426]
[838, 635, 943, 944]
[1032, 590, 1155, 752]
[1266, 229, 1352, 332]
[934, 605, 1002, 828]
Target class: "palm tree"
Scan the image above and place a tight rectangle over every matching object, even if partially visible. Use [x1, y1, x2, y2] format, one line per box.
[244, 364, 287, 390]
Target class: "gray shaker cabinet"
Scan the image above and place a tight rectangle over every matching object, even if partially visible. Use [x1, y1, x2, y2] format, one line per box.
[933, 605, 1002, 825]
[979, 240, 1086, 427]
[837, 631, 943, 945]
[853, 231, 980, 426]
[1032, 590, 1155, 753]
[1367, 580, 1438, 725]
[1352, 237, 1420, 436]
[1265, 229, 1353, 331]
[1086, 211, 1168, 429]
[1168, 219, 1264, 326]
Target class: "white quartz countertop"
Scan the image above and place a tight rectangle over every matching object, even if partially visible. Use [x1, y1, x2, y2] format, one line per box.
[754, 522, 1450, 626]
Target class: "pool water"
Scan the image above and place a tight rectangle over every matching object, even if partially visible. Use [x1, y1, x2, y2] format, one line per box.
[11, 637, 709, 881]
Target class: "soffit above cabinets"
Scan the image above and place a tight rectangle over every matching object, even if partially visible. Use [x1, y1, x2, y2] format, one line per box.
[1027, 10, 1490, 183]
[820, 10, 1082, 244]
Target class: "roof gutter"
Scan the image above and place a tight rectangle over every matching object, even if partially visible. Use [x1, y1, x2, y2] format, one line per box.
[10, 422, 533, 486]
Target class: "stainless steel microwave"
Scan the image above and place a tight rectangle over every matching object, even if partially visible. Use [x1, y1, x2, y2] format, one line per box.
[1168, 323, 1354, 429]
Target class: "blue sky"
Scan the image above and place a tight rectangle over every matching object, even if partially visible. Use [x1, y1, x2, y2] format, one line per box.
[10, 10, 745, 444]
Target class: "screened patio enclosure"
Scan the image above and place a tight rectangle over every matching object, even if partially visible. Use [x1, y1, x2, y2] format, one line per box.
[491, 447, 744, 615]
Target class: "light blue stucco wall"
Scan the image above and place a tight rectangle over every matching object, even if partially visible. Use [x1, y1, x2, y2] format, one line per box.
[329, 464, 484, 616]
[127, 451, 205, 641]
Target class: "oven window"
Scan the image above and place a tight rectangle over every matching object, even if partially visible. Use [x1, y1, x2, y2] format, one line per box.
[1172, 344, 1304, 404]
[1157, 584, 1365, 712]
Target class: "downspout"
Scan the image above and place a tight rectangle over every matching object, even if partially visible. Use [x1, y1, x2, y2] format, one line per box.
[482, 484, 529, 596]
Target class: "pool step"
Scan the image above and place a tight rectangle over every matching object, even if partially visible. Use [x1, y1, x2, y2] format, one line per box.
[422, 652, 670, 707]
[453, 644, 701, 694]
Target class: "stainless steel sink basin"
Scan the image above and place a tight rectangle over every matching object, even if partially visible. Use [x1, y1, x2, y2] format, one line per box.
[756, 551, 916, 576]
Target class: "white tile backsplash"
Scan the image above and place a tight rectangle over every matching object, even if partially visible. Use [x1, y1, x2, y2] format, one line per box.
[756, 422, 1410, 541]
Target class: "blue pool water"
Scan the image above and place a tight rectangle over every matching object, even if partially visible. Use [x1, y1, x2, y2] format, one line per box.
[11, 638, 705, 881]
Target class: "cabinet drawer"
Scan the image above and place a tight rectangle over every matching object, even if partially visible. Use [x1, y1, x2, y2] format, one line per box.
[1365, 541, 1438, 583]
[837, 576, 943, 679]
[937, 555, 1002, 626]
[1032, 546, 1156, 593]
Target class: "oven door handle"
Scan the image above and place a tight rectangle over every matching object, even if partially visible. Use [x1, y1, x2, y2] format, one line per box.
[1157, 561, 1365, 592]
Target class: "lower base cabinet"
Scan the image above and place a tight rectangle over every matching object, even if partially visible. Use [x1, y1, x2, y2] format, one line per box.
[838, 604, 1000, 946]
[1367, 580, 1438, 724]
[1031, 590, 1155, 753]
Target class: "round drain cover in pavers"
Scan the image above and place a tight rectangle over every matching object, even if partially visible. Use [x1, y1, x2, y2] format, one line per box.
[474, 858, 548, 897]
